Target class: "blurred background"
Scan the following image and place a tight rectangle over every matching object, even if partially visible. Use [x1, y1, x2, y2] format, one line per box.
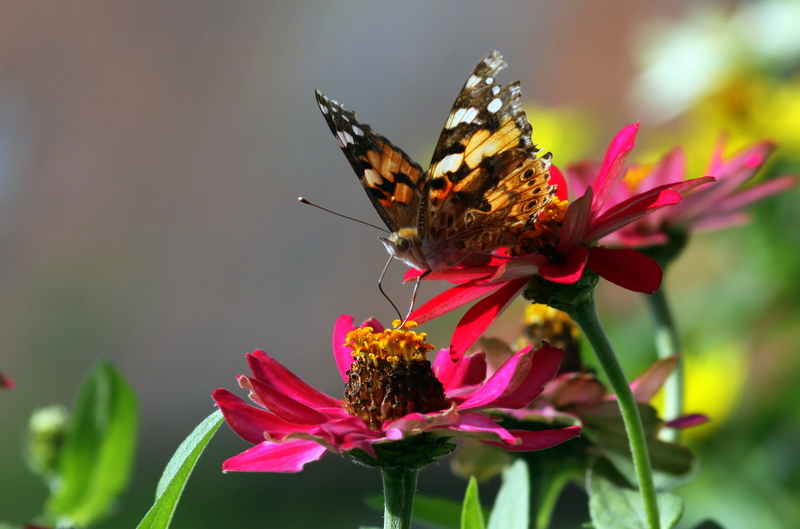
[1, 1, 799, 528]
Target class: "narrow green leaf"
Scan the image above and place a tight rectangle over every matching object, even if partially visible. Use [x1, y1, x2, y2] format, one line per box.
[137, 410, 224, 529]
[588, 467, 684, 529]
[487, 460, 529, 529]
[461, 477, 486, 529]
[46, 361, 139, 527]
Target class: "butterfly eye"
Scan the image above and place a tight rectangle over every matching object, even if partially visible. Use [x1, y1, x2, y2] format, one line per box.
[396, 237, 411, 253]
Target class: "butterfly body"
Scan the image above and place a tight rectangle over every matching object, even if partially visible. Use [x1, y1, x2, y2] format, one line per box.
[316, 51, 555, 274]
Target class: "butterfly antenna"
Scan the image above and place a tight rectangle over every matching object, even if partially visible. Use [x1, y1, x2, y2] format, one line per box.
[377, 254, 403, 321]
[298, 197, 389, 233]
[401, 270, 430, 326]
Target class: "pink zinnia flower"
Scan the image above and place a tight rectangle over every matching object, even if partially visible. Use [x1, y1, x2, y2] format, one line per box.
[408, 124, 713, 358]
[212, 315, 580, 473]
[568, 138, 797, 248]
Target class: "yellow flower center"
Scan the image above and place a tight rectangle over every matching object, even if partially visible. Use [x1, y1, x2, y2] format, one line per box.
[517, 304, 583, 374]
[343, 321, 447, 429]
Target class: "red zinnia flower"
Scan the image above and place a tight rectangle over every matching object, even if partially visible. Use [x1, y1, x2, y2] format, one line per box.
[408, 124, 713, 358]
[212, 315, 580, 473]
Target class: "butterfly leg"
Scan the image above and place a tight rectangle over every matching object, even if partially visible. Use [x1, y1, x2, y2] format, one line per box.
[377, 254, 403, 322]
[401, 269, 431, 326]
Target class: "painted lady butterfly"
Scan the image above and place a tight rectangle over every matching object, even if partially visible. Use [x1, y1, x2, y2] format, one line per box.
[315, 51, 555, 274]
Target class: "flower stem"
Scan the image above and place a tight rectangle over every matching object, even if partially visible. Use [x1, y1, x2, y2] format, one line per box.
[570, 296, 660, 529]
[381, 466, 418, 529]
[645, 288, 682, 443]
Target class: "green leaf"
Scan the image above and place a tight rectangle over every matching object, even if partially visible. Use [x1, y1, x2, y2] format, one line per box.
[137, 410, 224, 529]
[461, 477, 486, 529]
[411, 495, 463, 529]
[487, 460, 529, 529]
[46, 361, 139, 527]
[588, 465, 684, 529]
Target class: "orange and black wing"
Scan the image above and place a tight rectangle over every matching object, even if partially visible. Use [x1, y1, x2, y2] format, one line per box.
[315, 90, 425, 233]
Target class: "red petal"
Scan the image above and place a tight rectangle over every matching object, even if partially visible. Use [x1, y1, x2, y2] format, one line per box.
[222, 440, 327, 473]
[212, 388, 310, 444]
[410, 279, 504, 324]
[586, 247, 662, 293]
[244, 376, 336, 424]
[550, 164, 569, 201]
[449, 278, 528, 360]
[538, 245, 588, 284]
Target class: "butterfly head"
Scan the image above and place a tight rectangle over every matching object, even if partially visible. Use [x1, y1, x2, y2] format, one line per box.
[381, 228, 427, 271]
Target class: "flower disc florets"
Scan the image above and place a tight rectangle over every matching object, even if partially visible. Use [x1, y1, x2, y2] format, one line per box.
[343, 320, 448, 429]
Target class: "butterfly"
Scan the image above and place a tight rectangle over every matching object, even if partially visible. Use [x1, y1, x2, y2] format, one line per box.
[315, 51, 556, 275]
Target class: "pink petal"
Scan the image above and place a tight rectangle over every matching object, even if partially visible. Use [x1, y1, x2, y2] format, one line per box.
[484, 425, 581, 451]
[665, 414, 709, 429]
[458, 343, 563, 411]
[247, 351, 342, 410]
[586, 247, 662, 294]
[592, 123, 639, 217]
[405, 265, 496, 284]
[410, 279, 505, 325]
[713, 174, 798, 214]
[565, 160, 600, 200]
[587, 188, 682, 242]
[213, 388, 312, 444]
[628, 356, 679, 402]
[438, 412, 521, 445]
[550, 164, 570, 201]
[332, 315, 359, 382]
[538, 245, 589, 284]
[449, 277, 529, 360]
[222, 439, 328, 473]
[645, 148, 687, 188]
[310, 416, 386, 455]
[542, 373, 606, 407]
[558, 189, 593, 252]
[433, 348, 487, 394]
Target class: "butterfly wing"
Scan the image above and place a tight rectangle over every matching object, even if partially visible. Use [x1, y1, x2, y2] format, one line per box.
[315, 90, 425, 233]
[419, 52, 555, 266]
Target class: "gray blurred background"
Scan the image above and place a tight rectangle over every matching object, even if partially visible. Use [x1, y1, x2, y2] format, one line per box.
[0, 2, 694, 527]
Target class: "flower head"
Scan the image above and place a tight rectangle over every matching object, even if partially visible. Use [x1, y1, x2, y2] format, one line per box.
[212, 315, 580, 473]
[568, 139, 797, 256]
[0, 369, 14, 389]
[408, 124, 712, 358]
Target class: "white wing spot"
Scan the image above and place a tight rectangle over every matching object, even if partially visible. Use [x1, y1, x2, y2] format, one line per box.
[337, 130, 354, 145]
[363, 168, 382, 186]
[492, 85, 500, 95]
[461, 107, 479, 124]
[485, 77, 494, 84]
[465, 75, 481, 89]
[352, 125, 363, 136]
[438, 153, 463, 174]
[320, 105, 329, 114]
[446, 107, 467, 128]
[487, 98, 502, 113]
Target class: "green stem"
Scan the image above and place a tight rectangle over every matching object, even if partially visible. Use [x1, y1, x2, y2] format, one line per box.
[381, 467, 418, 529]
[646, 288, 683, 443]
[570, 296, 660, 529]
